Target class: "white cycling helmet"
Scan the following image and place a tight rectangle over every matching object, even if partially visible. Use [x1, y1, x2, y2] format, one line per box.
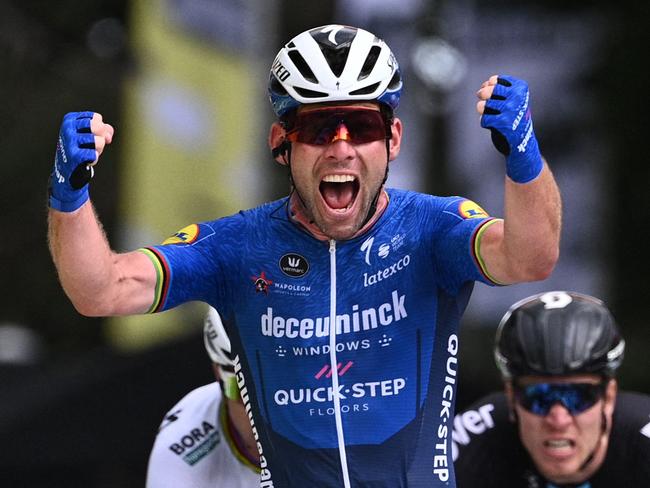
[203, 306, 233, 367]
[269, 24, 403, 117]
[204, 307, 240, 400]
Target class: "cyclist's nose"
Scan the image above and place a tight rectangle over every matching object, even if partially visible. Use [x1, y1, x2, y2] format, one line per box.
[330, 123, 351, 143]
[544, 402, 573, 428]
[325, 124, 355, 161]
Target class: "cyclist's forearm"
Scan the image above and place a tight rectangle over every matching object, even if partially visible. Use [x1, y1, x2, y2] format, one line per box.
[48, 201, 156, 316]
[502, 160, 561, 280]
[478, 160, 561, 284]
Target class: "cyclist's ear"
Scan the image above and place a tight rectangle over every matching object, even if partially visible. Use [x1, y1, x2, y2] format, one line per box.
[504, 381, 517, 423]
[269, 122, 289, 165]
[388, 117, 402, 162]
[603, 379, 617, 424]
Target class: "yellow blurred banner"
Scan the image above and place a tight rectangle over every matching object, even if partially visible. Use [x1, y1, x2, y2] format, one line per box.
[107, 0, 266, 351]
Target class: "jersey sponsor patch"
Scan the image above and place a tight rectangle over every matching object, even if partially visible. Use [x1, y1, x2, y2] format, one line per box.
[168, 421, 220, 466]
[162, 224, 200, 245]
[279, 253, 310, 277]
[642, 418, 650, 439]
[458, 200, 489, 219]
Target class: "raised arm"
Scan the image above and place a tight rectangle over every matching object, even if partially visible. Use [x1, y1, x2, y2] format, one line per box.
[475, 75, 562, 285]
[47, 112, 157, 316]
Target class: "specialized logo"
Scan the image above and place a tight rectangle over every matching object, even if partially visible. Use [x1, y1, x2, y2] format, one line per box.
[318, 24, 345, 45]
[162, 224, 200, 245]
[361, 234, 407, 266]
[159, 408, 182, 431]
[168, 421, 220, 466]
[279, 253, 309, 277]
[252, 271, 273, 295]
[360, 236, 374, 265]
[458, 200, 489, 219]
[271, 58, 290, 82]
[261, 290, 407, 339]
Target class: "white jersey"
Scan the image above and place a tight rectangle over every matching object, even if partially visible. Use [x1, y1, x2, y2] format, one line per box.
[146, 382, 260, 488]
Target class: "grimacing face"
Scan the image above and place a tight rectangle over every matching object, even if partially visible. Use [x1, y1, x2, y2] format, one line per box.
[507, 375, 617, 485]
[268, 102, 402, 241]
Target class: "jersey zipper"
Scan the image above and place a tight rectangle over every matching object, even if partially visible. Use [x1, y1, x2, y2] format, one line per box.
[329, 239, 351, 488]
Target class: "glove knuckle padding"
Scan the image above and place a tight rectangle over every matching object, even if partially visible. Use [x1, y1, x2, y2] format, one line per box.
[481, 76, 543, 183]
[49, 111, 97, 211]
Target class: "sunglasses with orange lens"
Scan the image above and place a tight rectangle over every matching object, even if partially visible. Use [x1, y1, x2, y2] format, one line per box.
[286, 107, 390, 145]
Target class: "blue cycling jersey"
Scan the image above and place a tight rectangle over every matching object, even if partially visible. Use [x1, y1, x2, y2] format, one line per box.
[141, 188, 498, 487]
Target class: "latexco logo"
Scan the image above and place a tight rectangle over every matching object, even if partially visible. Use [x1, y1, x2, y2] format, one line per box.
[363, 254, 410, 288]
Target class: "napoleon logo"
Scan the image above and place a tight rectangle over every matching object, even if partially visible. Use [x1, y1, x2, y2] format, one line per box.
[279, 253, 309, 277]
[252, 271, 273, 294]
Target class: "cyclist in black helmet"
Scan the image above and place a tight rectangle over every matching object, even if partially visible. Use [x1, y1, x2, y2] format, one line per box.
[453, 291, 650, 487]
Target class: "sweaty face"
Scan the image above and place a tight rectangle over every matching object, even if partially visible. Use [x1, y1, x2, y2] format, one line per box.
[511, 375, 616, 485]
[285, 102, 401, 240]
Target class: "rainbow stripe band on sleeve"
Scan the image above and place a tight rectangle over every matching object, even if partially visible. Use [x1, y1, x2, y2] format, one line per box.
[220, 399, 261, 472]
[138, 247, 170, 313]
[471, 218, 507, 286]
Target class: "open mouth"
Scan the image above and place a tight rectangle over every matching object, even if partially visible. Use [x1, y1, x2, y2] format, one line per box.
[544, 439, 575, 449]
[319, 175, 359, 211]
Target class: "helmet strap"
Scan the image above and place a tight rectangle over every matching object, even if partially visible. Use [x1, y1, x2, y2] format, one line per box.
[362, 106, 393, 229]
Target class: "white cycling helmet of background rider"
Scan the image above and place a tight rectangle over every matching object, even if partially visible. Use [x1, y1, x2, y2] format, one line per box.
[203, 306, 240, 400]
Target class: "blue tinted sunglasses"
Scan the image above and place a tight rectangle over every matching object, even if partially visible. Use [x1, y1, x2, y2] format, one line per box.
[514, 382, 605, 416]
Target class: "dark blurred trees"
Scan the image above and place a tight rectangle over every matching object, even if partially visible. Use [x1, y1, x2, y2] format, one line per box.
[1, 1, 128, 358]
[599, 2, 650, 388]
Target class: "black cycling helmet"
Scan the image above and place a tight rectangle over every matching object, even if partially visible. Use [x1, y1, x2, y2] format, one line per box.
[268, 24, 402, 118]
[495, 291, 625, 379]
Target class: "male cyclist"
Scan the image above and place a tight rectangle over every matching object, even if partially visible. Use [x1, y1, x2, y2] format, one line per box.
[47, 25, 561, 487]
[146, 307, 259, 488]
[453, 291, 650, 487]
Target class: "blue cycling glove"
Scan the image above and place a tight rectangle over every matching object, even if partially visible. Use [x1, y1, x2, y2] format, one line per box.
[480, 75, 543, 183]
[49, 111, 97, 212]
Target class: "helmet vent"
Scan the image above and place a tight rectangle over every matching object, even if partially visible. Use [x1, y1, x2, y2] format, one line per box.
[295, 87, 328, 99]
[358, 46, 381, 81]
[387, 71, 402, 90]
[319, 44, 352, 78]
[288, 50, 318, 83]
[350, 82, 380, 96]
[269, 75, 288, 96]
